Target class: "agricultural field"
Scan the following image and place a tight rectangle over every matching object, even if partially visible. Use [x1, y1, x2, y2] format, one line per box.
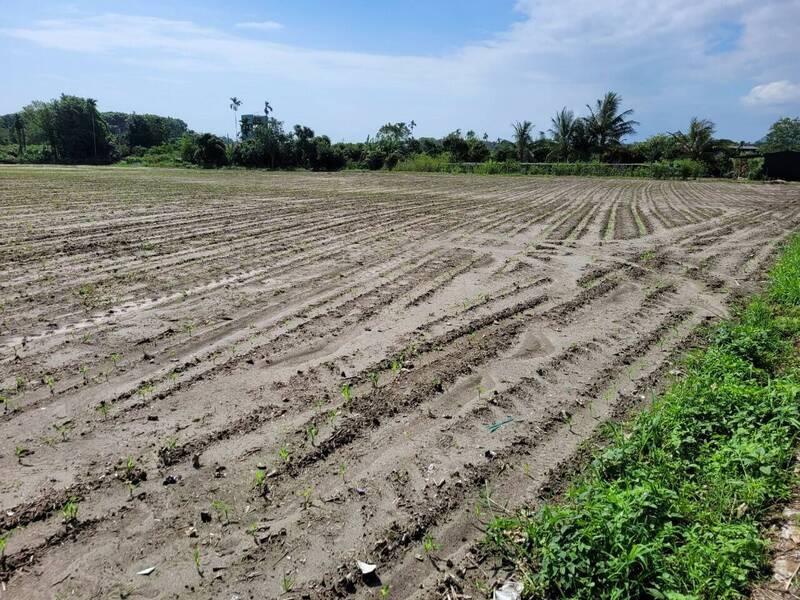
[0, 166, 799, 599]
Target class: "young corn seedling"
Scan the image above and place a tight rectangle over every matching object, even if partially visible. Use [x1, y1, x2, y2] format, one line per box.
[476, 384, 487, 401]
[390, 360, 402, 378]
[252, 469, 268, 498]
[368, 371, 379, 390]
[52, 421, 73, 441]
[79, 364, 89, 384]
[43, 375, 56, 395]
[62, 497, 79, 526]
[211, 499, 233, 523]
[0, 529, 12, 566]
[281, 574, 295, 593]
[15, 376, 26, 392]
[0, 394, 15, 413]
[297, 487, 313, 510]
[340, 383, 353, 408]
[246, 522, 259, 544]
[15, 445, 30, 464]
[380, 584, 391, 598]
[422, 533, 441, 554]
[193, 547, 203, 577]
[327, 409, 339, 427]
[338, 462, 347, 483]
[305, 424, 318, 446]
[278, 446, 290, 462]
[95, 401, 109, 420]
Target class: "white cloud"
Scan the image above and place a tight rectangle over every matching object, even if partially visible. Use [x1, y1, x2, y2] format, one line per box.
[743, 81, 800, 106]
[2, 3, 799, 139]
[235, 21, 283, 32]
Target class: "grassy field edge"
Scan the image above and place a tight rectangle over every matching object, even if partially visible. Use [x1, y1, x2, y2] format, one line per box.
[485, 233, 800, 599]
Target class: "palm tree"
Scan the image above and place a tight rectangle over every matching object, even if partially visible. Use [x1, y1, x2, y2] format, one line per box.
[548, 108, 576, 161]
[671, 118, 716, 161]
[511, 120, 534, 162]
[230, 97, 243, 142]
[584, 92, 638, 158]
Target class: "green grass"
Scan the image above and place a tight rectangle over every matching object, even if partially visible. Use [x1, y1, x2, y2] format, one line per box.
[485, 234, 800, 599]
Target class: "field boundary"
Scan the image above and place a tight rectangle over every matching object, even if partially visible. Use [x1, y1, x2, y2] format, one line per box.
[485, 233, 800, 599]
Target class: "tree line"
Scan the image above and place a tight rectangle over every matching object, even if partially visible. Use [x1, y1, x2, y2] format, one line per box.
[1, 92, 798, 178]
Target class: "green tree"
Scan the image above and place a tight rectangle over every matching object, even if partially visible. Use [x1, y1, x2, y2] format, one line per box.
[12, 114, 26, 155]
[548, 108, 576, 161]
[511, 120, 534, 162]
[762, 117, 800, 152]
[584, 91, 638, 159]
[194, 133, 228, 167]
[671, 117, 717, 162]
[229, 97, 242, 142]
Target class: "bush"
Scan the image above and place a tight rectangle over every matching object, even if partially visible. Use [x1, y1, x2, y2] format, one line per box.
[747, 157, 765, 181]
[192, 133, 227, 168]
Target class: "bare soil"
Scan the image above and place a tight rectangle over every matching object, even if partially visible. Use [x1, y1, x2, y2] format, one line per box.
[1, 166, 798, 599]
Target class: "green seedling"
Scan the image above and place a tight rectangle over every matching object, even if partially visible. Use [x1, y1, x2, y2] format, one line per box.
[79, 364, 89, 383]
[281, 574, 295, 593]
[278, 446, 290, 462]
[15, 445, 29, 464]
[340, 383, 353, 407]
[52, 421, 73, 441]
[168, 370, 179, 383]
[368, 371, 379, 389]
[252, 468, 268, 496]
[246, 522, 259, 543]
[193, 547, 203, 577]
[476, 384, 487, 401]
[422, 533, 441, 554]
[0, 529, 13, 563]
[338, 462, 347, 483]
[62, 498, 79, 524]
[43, 375, 56, 395]
[380, 584, 391, 598]
[307, 424, 318, 446]
[15, 376, 26, 392]
[164, 436, 178, 450]
[211, 499, 233, 523]
[110, 353, 122, 368]
[327, 409, 339, 427]
[124, 456, 137, 478]
[297, 487, 313, 510]
[0, 394, 15, 413]
[96, 401, 110, 419]
[390, 360, 402, 377]
[137, 383, 154, 400]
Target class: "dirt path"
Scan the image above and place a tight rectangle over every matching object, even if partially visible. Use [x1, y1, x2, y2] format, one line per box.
[1, 167, 798, 599]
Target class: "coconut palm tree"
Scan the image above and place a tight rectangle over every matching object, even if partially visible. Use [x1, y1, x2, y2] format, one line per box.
[229, 97, 243, 142]
[671, 118, 716, 161]
[584, 92, 638, 158]
[511, 120, 534, 162]
[86, 98, 99, 159]
[548, 108, 576, 161]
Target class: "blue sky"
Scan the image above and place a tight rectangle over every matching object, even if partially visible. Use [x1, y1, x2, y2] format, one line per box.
[2, 0, 799, 142]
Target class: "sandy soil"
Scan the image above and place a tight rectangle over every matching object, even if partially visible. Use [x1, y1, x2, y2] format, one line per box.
[1, 166, 798, 599]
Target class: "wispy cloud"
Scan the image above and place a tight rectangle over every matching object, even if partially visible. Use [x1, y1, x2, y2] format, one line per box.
[743, 81, 800, 106]
[2, 2, 798, 139]
[235, 20, 283, 32]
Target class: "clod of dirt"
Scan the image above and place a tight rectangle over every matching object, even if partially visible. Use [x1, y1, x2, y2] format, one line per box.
[200, 511, 212, 523]
[163, 475, 178, 485]
[192, 453, 202, 469]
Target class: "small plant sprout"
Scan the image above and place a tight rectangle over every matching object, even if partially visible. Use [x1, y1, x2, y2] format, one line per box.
[137, 383, 154, 400]
[368, 371, 379, 390]
[279, 446, 290, 462]
[15, 445, 30, 464]
[476, 384, 487, 401]
[52, 421, 73, 441]
[422, 533, 441, 554]
[43, 375, 56, 395]
[390, 360, 402, 377]
[313, 399, 325, 414]
[340, 383, 353, 407]
[62, 497, 79, 525]
[15, 376, 26, 392]
[124, 456, 137, 478]
[96, 401, 109, 419]
[193, 547, 203, 577]
[211, 499, 233, 523]
[281, 574, 295, 593]
[246, 521, 259, 543]
[327, 408, 343, 429]
[338, 462, 347, 483]
[79, 364, 89, 383]
[298, 487, 313, 510]
[252, 468, 268, 497]
[0, 529, 13, 563]
[110, 353, 122, 368]
[380, 584, 391, 598]
[168, 370, 178, 383]
[307, 424, 318, 446]
[164, 436, 178, 450]
[0, 394, 15, 413]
